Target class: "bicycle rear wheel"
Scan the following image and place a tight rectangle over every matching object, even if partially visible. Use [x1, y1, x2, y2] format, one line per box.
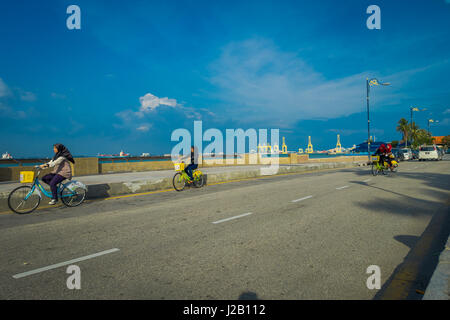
[8, 186, 40, 214]
[173, 172, 186, 191]
[193, 172, 204, 188]
[60, 186, 86, 207]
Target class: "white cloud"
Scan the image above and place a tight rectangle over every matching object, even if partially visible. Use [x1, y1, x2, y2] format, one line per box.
[20, 91, 36, 102]
[208, 38, 447, 127]
[51, 92, 67, 99]
[443, 109, 450, 114]
[139, 93, 177, 112]
[136, 124, 151, 132]
[0, 102, 27, 119]
[0, 77, 11, 97]
[0, 78, 29, 119]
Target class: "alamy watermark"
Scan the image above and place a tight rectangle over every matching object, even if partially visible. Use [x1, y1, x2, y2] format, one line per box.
[66, 5, 81, 30]
[66, 265, 81, 290]
[366, 265, 381, 290]
[171, 121, 281, 174]
[366, 5, 381, 30]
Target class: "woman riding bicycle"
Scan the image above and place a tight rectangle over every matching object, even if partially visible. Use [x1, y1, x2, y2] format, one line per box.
[180, 146, 198, 183]
[39, 143, 75, 204]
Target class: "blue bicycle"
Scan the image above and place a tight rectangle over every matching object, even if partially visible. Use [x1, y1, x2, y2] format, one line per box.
[7, 167, 87, 214]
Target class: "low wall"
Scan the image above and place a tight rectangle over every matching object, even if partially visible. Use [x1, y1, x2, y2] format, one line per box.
[100, 160, 174, 174]
[0, 154, 368, 182]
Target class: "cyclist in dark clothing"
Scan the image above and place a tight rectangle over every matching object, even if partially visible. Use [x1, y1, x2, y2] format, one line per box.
[181, 146, 198, 182]
[374, 144, 388, 167]
[385, 144, 394, 168]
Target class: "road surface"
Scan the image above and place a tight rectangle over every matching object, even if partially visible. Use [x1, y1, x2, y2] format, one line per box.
[0, 157, 449, 299]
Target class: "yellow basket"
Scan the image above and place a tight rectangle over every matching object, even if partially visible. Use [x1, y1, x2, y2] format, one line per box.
[372, 156, 379, 161]
[174, 163, 185, 171]
[19, 171, 34, 183]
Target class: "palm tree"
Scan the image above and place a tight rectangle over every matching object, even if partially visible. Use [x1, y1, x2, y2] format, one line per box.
[409, 122, 419, 147]
[396, 118, 409, 146]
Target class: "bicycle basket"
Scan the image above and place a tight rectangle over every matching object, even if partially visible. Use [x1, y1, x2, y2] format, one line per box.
[174, 163, 185, 171]
[63, 180, 88, 191]
[372, 156, 379, 162]
[19, 171, 34, 183]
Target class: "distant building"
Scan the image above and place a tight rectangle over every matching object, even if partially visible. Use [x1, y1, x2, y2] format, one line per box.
[432, 136, 445, 145]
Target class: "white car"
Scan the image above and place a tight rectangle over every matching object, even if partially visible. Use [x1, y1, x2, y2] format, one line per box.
[418, 145, 441, 161]
[399, 148, 413, 161]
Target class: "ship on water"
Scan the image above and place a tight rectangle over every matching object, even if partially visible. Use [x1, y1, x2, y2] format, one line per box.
[97, 150, 130, 158]
[2, 152, 12, 159]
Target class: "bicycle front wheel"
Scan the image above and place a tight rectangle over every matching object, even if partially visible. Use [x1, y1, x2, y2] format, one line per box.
[173, 172, 186, 191]
[371, 163, 378, 176]
[61, 186, 86, 207]
[8, 186, 41, 214]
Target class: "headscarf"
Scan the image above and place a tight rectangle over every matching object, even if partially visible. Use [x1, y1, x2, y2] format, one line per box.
[386, 144, 392, 152]
[52, 143, 75, 164]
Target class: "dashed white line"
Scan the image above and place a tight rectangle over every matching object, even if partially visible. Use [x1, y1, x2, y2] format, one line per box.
[363, 179, 371, 182]
[336, 185, 349, 190]
[12, 248, 120, 279]
[212, 212, 253, 224]
[291, 195, 313, 203]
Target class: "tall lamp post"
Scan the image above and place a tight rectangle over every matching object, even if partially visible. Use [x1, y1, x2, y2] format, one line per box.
[409, 106, 427, 147]
[366, 78, 390, 162]
[427, 119, 439, 135]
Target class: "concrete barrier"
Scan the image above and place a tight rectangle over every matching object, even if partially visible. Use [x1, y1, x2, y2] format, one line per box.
[0, 154, 370, 182]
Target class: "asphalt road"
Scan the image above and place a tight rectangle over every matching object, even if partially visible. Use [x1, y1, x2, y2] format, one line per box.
[0, 157, 449, 300]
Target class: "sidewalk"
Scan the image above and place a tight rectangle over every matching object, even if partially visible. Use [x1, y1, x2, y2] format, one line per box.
[0, 161, 366, 212]
[423, 235, 450, 300]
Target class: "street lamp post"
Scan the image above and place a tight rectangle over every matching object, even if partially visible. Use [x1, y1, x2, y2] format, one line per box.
[427, 119, 439, 135]
[409, 106, 427, 148]
[366, 78, 390, 162]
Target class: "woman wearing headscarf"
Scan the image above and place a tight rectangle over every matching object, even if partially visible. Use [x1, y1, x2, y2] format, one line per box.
[180, 145, 198, 182]
[39, 143, 75, 204]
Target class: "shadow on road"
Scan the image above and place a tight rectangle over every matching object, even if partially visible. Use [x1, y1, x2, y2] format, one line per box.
[351, 168, 450, 193]
[238, 291, 260, 300]
[348, 165, 450, 299]
[373, 209, 449, 300]
[394, 235, 419, 249]
[349, 181, 447, 218]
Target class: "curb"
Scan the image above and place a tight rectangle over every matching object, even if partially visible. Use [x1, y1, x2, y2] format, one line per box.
[0, 161, 365, 213]
[423, 235, 450, 300]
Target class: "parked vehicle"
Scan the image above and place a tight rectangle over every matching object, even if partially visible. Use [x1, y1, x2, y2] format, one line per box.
[392, 148, 403, 161]
[418, 145, 441, 161]
[399, 148, 413, 161]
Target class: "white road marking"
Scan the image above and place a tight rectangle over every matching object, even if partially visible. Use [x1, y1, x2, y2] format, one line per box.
[212, 212, 253, 224]
[292, 195, 313, 203]
[336, 185, 349, 190]
[363, 179, 371, 182]
[12, 248, 120, 279]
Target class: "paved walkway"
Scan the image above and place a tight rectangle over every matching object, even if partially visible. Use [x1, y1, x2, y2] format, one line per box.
[0, 165, 266, 192]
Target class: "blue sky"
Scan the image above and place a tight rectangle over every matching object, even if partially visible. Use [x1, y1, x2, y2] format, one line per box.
[0, 0, 449, 157]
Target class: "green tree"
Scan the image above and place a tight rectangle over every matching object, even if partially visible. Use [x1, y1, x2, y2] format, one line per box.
[409, 122, 419, 148]
[412, 129, 433, 148]
[441, 135, 450, 148]
[396, 118, 409, 145]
